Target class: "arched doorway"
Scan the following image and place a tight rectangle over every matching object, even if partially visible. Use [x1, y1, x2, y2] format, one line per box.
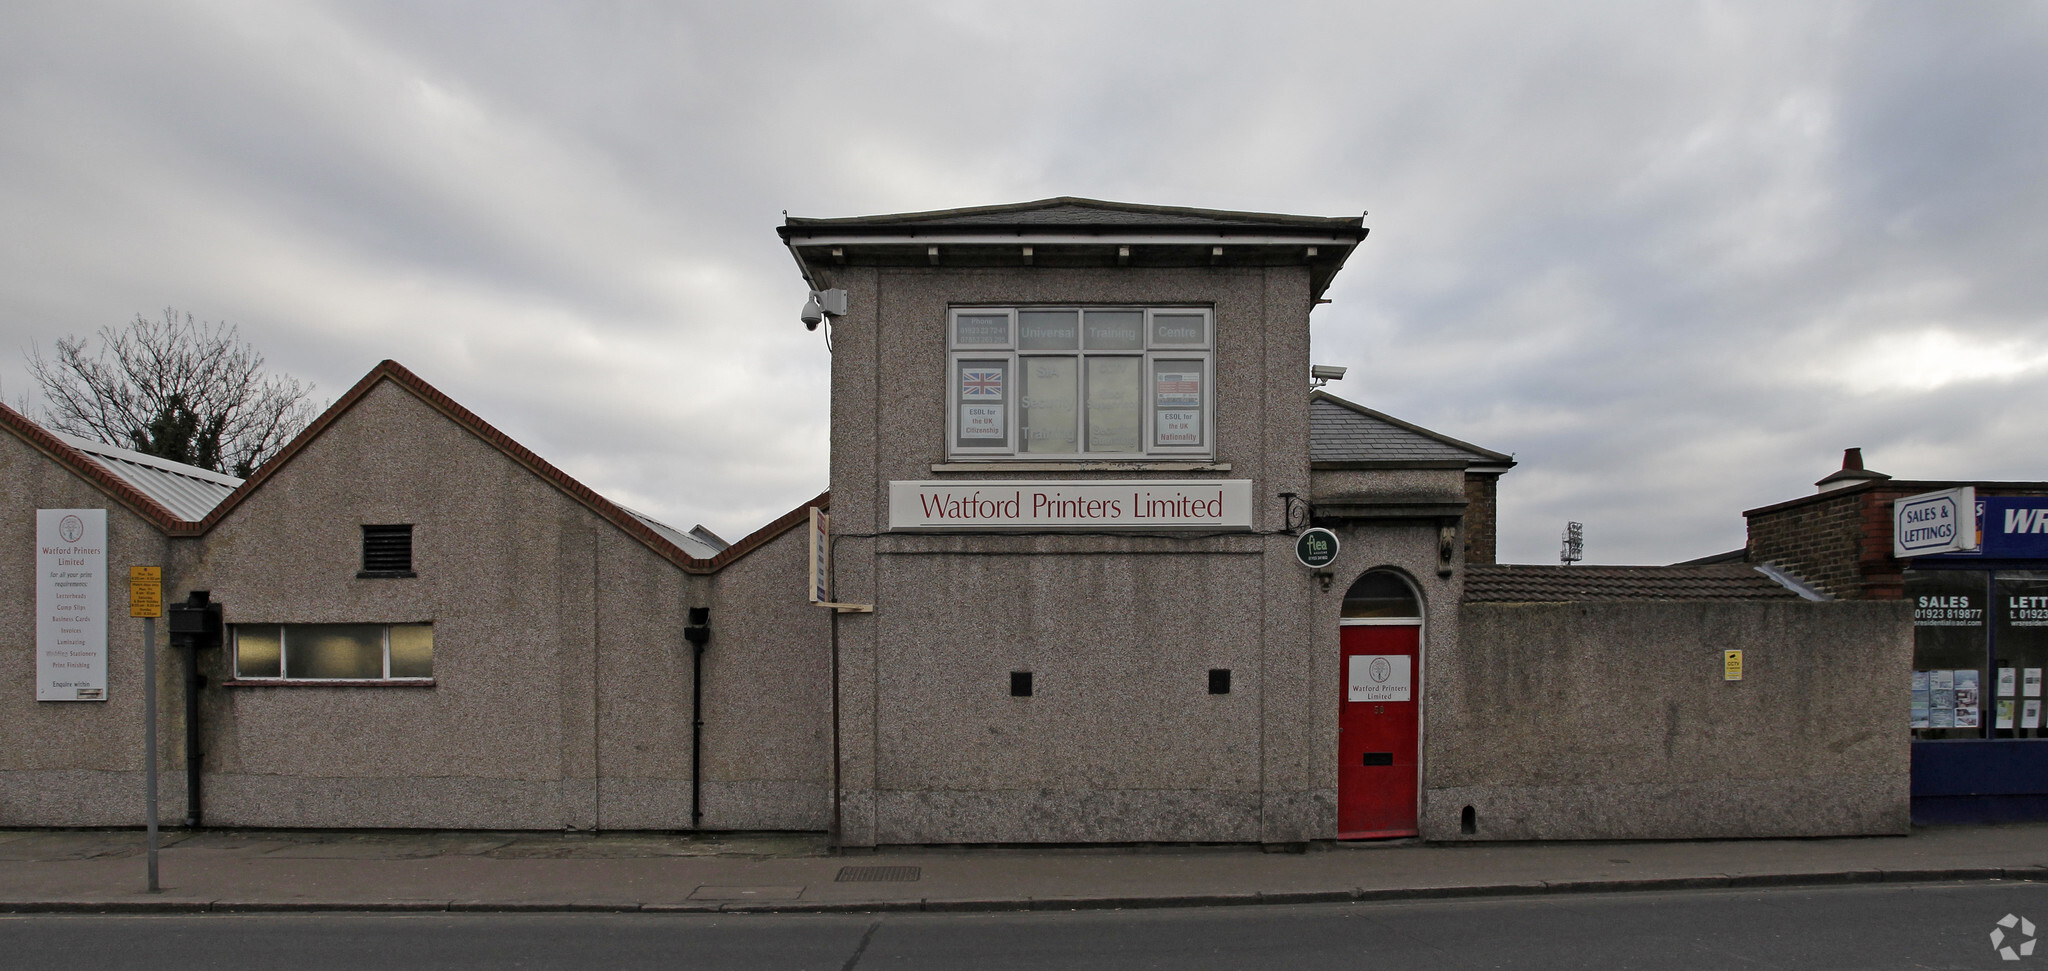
[1339, 570, 1421, 838]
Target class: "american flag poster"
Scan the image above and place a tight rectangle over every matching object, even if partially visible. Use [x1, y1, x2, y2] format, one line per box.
[961, 368, 1004, 400]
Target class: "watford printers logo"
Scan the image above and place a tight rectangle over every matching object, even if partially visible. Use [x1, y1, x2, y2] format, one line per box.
[1369, 657, 1393, 684]
[1992, 913, 2037, 961]
[58, 514, 84, 543]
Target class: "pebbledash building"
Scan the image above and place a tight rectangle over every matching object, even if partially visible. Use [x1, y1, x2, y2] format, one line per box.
[6, 199, 1935, 846]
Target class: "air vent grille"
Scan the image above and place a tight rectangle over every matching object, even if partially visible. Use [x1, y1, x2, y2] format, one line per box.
[361, 524, 414, 576]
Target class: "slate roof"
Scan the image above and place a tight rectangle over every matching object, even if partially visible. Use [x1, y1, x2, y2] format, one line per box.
[781, 197, 1363, 232]
[1463, 564, 1803, 603]
[55, 432, 242, 521]
[1309, 392, 1513, 468]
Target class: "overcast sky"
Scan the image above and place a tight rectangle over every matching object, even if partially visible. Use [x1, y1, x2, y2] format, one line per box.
[4, 2, 2045, 564]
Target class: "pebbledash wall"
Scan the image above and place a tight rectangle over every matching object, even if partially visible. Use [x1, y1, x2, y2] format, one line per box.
[2, 197, 1917, 842]
[0, 364, 832, 832]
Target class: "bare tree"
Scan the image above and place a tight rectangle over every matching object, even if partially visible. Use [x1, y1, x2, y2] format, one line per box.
[29, 308, 322, 478]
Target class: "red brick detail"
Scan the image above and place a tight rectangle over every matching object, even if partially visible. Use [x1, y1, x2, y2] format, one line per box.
[0, 402, 186, 530]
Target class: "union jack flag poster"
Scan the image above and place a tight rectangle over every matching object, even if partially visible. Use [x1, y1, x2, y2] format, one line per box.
[961, 368, 1004, 400]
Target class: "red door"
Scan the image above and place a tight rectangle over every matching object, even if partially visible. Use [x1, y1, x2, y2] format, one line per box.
[1339, 623, 1419, 838]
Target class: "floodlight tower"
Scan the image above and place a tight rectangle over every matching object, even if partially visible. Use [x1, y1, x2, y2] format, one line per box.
[1560, 521, 1584, 566]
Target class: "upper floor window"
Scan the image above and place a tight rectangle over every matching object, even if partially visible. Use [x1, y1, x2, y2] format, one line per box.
[948, 307, 1213, 460]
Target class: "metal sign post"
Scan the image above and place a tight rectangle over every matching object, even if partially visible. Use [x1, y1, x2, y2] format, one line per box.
[129, 566, 162, 893]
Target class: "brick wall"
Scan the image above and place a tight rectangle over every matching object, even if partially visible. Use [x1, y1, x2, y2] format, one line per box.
[1746, 483, 2048, 600]
[1464, 472, 1499, 566]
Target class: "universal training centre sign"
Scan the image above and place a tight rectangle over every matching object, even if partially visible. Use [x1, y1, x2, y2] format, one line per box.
[888, 480, 1253, 530]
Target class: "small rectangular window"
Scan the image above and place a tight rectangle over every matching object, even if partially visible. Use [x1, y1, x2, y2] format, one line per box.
[1010, 671, 1033, 697]
[360, 524, 415, 578]
[1208, 669, 1232, 694]
[232, 623, 434, 682]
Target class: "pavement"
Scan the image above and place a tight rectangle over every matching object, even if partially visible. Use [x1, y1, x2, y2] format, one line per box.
[5, 824, 2048, 914]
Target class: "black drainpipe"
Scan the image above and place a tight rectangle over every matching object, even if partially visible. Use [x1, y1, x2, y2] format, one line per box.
[684, 607, 711, 829]
[165, 591, 222, 828]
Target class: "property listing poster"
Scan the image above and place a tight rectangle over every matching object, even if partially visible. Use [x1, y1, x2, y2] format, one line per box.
[1915, 669, 1985, 729]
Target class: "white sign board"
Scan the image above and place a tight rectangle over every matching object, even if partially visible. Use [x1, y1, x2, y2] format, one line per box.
[888, 480, 1253, 530]
[37, 509, 107, 701]
[1894, 486, 1978, 558]
[1348, 654, 1411, 703]
[808, 507, 831, 604]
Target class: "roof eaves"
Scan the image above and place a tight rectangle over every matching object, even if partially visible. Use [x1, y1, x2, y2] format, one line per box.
[780, 197, 1364, 233]
[1309, 391, 1516, 466]
[705, 492, 830, 571]
[0, 405, 186, 531]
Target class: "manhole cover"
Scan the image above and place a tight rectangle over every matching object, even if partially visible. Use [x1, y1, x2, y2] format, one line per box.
[836, 865, 921, 882]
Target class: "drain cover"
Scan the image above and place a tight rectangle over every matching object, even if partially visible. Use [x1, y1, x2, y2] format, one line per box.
[836, 865, 921, 882]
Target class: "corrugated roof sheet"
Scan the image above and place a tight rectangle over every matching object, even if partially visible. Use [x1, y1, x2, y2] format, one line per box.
[56, 432, 241, 522]
[1310, 394, 1512, 466]
[621, 506, 725, 560]
[1463, 564, 1802, 603]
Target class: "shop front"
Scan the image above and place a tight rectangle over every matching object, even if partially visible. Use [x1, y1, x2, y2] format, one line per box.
[1907, 496, 2048, 823]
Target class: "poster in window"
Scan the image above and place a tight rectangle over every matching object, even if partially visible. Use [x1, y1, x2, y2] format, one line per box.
[1932, 707, 1955, 728]
[1157, 411, 1201, 446]
[961, 367, 1004, 401]
[2029, 668, 2043, 697]
[1999, 699, 2017, 729]
[2001, 667, 2018, 696]
[1154, 370, 1201, 408]
[1912, 671, 1931, 728]
[960, 405, 1004, 440]
[1931, 668, 1955, 710]
[1956, 668, 1982, 726]
[2027, 699, 2043, 729]
[955, 314, 1009, 346]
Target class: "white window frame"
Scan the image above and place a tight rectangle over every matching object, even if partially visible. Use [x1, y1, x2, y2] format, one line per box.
[945, 306, 1215, 460]
[231, 623, 434, 682]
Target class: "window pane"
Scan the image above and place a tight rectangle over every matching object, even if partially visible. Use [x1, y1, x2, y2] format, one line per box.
[1020, 357, 1079, 454]
[285, 624, 386, 679]
[1084, 310, 1144, 350]
[1151, 313, 1207, 346]
[1085, 357, 1142, 453]
[235, 624, 282, 678]
[388, 624, 434, 679]
[954, 313, 1009, 346]
[1153, 359, 1205, 448]
[1994, 572, 2048, 739]
[956, 359, 1008, 448]
[1907, 570, 1988, 739]
[1017, 310, 1078, 350]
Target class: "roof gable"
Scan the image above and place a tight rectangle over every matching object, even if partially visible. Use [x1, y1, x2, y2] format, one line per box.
[195, 360, 820, 572]
[1309, 392, 1513, 468]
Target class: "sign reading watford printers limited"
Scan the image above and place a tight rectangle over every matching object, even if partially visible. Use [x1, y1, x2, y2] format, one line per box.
[889, 480, 1253, 530]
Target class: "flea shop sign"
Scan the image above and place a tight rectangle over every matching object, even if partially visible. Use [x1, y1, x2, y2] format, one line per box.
[1894, 487, 1977, 557]
[889, 480, 1253, 530]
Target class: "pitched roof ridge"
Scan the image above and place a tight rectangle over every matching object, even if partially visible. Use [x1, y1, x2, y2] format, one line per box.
[185, 360, 709, 570]
[784, 196, 1362, 228]
[706, 491, 830, 570]
[0, 404, 186, 529]
[1310, 391, 1515, 465]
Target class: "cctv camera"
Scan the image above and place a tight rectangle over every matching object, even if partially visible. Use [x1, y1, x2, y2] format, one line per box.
[801, 293, 824, 330]
[1310, 364, 1347, 382]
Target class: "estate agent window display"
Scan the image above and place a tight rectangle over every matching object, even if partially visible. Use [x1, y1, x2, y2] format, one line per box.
[947, 307, 1214, 459]
[1909, 569, 2048, 740]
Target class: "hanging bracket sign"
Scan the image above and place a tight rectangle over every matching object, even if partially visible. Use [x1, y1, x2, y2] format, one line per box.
[1295, 527, 1339, 568]
[1894, 487, 1978, 558]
